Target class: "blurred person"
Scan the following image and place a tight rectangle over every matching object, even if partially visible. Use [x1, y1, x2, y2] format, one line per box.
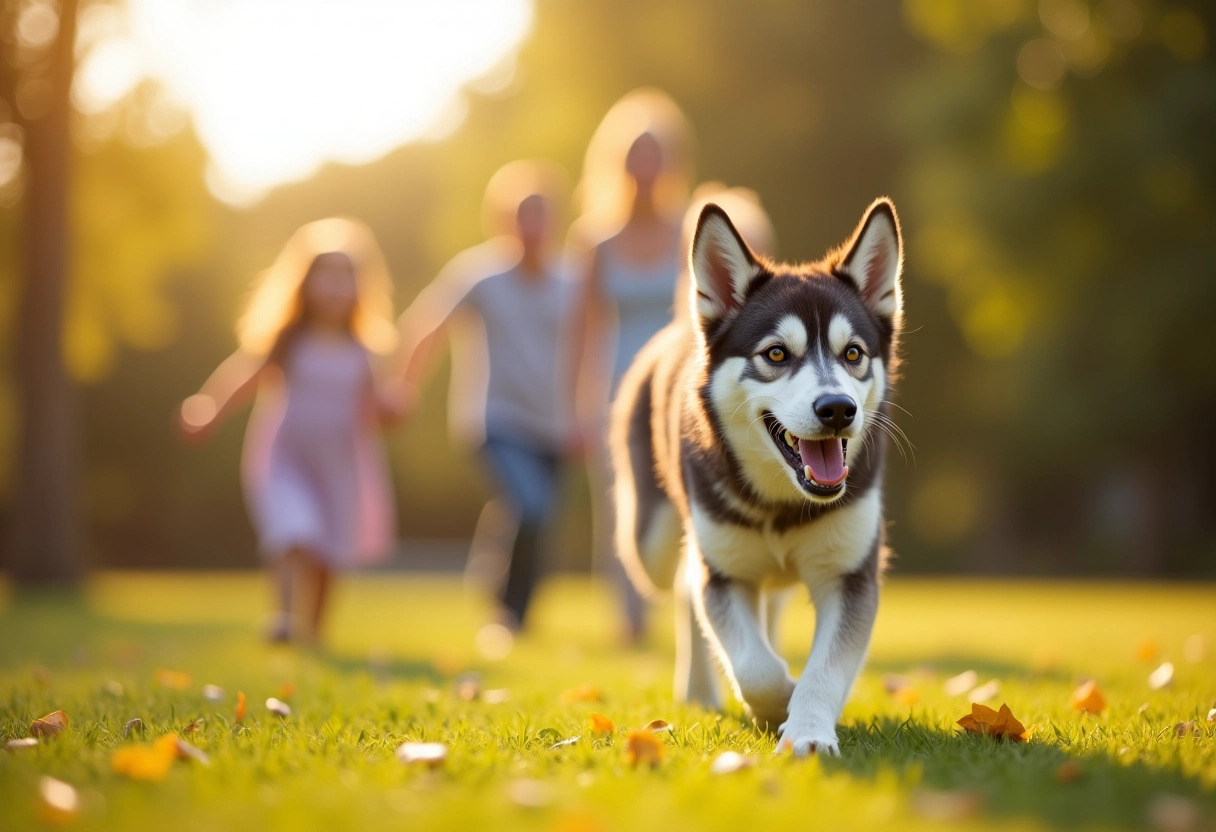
[394, 160, 574, 634]
[569, 88, 693, 644]
[178, 219, 399, 646]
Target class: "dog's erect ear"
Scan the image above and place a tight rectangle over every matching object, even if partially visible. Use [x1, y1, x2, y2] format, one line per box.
[838, 198, 903, 324]
[690, 203, 761, 327]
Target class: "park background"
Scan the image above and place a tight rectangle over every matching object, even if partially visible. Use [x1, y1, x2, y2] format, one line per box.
[1, 0, 1214, 583]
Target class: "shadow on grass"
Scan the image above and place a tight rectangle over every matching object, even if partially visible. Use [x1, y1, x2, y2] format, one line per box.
[317, 651, 439, 683]
[830, 716, 1213, 831]
[867, 654, 1075, 684]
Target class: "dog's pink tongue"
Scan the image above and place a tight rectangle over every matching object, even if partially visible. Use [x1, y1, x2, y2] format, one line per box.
[798, 438, 847, 486]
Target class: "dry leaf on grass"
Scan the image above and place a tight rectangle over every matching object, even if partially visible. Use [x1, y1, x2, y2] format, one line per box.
[234, 691, 247, 724]
[182, 719, 203, 735]
[30, 710, 69, 739]
[710, 751, 755, 775]
[625, 729, 664, 768]
[1136, 639, 1161, 663]
[943, 670, 978, 696]
[956, 703, 1031, 741]
[588, 713, 615, 734]
[1055, 761, 1083, 783]
[644, 719, 671, 733]
[395, 742, 448, 767]
[112, 734, 180, 781]
[561, 684, 602, 704]
[265, 698, 291, 718]
[505, 778, 553, 809]
[37, 776, 79, 825]
[968, 679, 1001, 703]
[173, 736, 210, 765]
[1146, 794, 1202, 832]
[155, 669, 191, 690]
[1174, 720, 1198, 738]
[1070, 680, 1107, 714]
[912, 789, 983, 821]
[1148, 663, 1174, 690]
[548, 735, 581, 750]
[123, 718, 144, 737]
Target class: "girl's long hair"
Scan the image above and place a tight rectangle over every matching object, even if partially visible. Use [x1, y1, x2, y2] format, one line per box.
[574, 88, 694, 242]
[236, 218, 397, 364]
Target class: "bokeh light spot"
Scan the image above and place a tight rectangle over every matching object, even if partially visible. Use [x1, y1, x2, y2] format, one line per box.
[911, 464, 981, 545]
[1017, 38, 1068, 90]
[1159, 8, 1207, 61]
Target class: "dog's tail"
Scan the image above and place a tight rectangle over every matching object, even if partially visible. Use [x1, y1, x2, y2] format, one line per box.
[609, 338, 682, 595]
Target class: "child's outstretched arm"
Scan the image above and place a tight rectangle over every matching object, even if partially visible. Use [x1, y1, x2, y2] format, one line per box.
[177, 349, 267, 444]
[387, 242, 502, 425]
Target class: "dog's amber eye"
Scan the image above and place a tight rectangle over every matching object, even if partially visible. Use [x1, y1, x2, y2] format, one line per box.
[844, 345, 863, 363]
[766, 346, 787, 363]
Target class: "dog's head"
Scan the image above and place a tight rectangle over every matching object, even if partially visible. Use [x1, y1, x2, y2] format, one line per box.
[689, 199, 903, 505]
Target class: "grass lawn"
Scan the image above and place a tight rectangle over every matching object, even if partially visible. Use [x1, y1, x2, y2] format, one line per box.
[1, 572, 1213, 831]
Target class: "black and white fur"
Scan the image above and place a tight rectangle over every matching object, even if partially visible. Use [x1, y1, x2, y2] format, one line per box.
[611, 199, 904, 755]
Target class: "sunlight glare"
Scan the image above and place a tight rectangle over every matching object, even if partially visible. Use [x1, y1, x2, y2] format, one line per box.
[78, 0, 533, 204]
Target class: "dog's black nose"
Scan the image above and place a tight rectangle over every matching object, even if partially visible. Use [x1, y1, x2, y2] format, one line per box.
[814, 395, 856, 432]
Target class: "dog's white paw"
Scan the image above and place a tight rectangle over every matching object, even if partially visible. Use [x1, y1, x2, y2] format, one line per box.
[775, 719, 840, 757]
[741, 676, 796, 733]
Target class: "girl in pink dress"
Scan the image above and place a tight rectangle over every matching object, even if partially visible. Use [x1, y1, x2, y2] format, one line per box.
[178, 218, 399, 645]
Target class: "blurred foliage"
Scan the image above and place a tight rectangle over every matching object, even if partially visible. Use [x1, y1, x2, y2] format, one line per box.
[0, 0, 1212, 575]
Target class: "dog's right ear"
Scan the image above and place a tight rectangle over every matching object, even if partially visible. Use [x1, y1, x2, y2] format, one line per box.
[690, 203, 761, 328]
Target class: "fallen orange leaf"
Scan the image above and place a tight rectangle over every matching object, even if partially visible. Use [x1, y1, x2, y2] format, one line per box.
[588, 713, 615, 734]
[112, 734, 180, 781]
[1069, 680, 1107, 714]
[956, 703, 1030, 741]
[625, 729, 664, 768]
[182, 719, 203, 735]
[561, 684, 602, 704]
[30, 710, 69, 739]
[155, 669, 191, 690]
[1055, 761, 1082, 783]
[1135, 639, 1160, 663]
[644, 719, 672, 733]
[172, 736, 211, 765]
[234, 691, 247, 724]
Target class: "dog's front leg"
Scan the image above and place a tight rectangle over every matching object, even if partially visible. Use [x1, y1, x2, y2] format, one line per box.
[778, 552, 879, 756]
[688, 550, 795, 730]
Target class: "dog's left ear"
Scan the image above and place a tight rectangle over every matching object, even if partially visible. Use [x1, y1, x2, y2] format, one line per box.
[690, 203, 761, 328]
[838, 198, 903, 325]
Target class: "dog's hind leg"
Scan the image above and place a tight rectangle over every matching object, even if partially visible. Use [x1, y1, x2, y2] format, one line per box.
[611, 376, 680, 592]
[688, 548, 796, 731]
[674, 552, 719, 709]
[762, 586, 793, 653]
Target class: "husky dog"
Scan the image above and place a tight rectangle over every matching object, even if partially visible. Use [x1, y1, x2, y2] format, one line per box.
[611, 199, 903, 756]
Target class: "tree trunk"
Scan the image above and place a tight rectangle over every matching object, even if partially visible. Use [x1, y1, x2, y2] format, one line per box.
[6, 0, 80, 584]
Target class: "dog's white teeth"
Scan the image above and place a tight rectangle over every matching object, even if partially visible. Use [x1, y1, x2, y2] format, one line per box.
[784, 430, 797, 448]
[803, 464, 813, 482]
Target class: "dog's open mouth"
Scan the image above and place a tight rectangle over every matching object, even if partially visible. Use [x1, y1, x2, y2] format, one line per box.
[762, 412, 849, 498]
